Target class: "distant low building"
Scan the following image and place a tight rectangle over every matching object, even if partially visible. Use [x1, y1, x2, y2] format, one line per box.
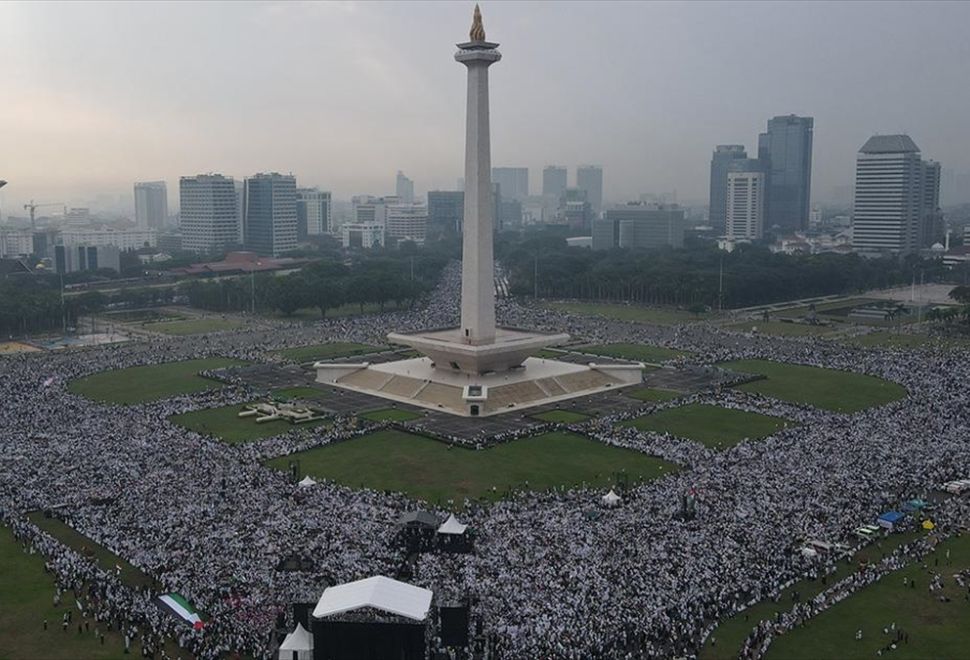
[592, 203, 685, 250]
[54, 244, 121, 274]
[60, 227, 157, 251]
[169, 250, 306, 276]
[386, 204, 428, 244]
[341, 223, 385, 249]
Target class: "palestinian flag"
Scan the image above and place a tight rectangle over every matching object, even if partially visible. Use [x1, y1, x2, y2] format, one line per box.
[159, 593, 204, 629]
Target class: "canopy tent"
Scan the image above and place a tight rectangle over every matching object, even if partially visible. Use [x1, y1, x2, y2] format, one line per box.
[877, 511, 906, 529]
[437, 514, 468, 535]
[922, 519, 936, 530]
[298, 476, 317, 487]
[312, 576, 433, 622]
[800, 546, 818, 558]
[399, 511, 440, 529]
[278, 622, 313, 660]
[602, 489, 621, 507]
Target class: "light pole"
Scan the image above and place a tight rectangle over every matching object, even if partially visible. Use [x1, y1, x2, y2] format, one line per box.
[0, 181, 7, 224]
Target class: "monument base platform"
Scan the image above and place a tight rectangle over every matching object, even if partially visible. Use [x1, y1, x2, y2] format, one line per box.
[315, 356, 644, 417]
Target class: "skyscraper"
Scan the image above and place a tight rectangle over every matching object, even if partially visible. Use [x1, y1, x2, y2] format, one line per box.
[851, 135, 938, 254]
[427, 190, 464, 237]
[708, 145, 748, 232]
[542, 166, 567, 199]
[758, 115, 813, 233]
[179, 174, 239, 254]
[920, 160, 942, 247]
[491, 167, 529, 201]
[576, 165, 603, 214]
[134, 181, 168, 229]
[243, 173, 298, 257]
[726, 162, 766, 241]
[296, 188, 332, 239]
[396, 171, 415, 204]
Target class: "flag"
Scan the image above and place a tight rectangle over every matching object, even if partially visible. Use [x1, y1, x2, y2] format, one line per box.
[159, 593, 203, 627]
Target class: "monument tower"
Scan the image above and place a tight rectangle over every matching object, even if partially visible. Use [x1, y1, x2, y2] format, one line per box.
[316, 6, 643, 416]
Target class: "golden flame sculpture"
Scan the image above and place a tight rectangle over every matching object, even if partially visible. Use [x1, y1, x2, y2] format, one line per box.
[470, 4, 486, 42]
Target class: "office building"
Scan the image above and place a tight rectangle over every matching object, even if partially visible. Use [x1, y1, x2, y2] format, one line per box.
[708, 145, 748, 232]
[851, 135, 940, 254]
[0, 229, 34, 258]
[54, 244, 121, 274]
[179, 174, 239, 254]
[296, 188, 333, 239]
[921, 160, 943, 247]
[341, 223, 385, 249]
[386, 203, 428, 244]
[427, 191, 464, 237]
[60, 227, 157, 251]
[559, 188, 592, 232]
[491, 167, 529, 201]
[64, 208, 91, 227]
[352, 195, 388, 226]
[396, 171, 415, 204]
[542, 166, 567, 199]
[243, 173, 298, 257]
[497, 197, 523, 230]
[576, 165, 603, 214]
[758, 115, 813, 232]
[725, 168, 765, 241]
[592, 203, 685, 250]
[134, 181, 168, 229]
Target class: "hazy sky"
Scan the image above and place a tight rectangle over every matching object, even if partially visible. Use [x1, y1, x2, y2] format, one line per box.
[2, 0, 969, 213]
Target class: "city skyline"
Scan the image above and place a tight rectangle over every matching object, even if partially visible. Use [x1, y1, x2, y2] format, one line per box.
[2, 1, 969, 211]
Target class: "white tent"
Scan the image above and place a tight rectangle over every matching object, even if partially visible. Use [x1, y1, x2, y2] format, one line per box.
[602, 489, 621, 506]
[278, 622, 313, 660]
[437, 514, 468, 535]
[298, 476, 317, 487]
[312, 576, 433, 622]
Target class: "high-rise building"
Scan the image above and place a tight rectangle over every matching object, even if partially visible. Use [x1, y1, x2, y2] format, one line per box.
[134, 181, 168, 229]
[491, 167, 529, 201]
[576, 165, 603, 214]
[396, 171, 415, 204]
[592, 203, 685, 250]
[179, 174, 239, 254]
[542, 166, 567, 199]
[758, 115, 813, 233]
[708, 145, 748, 232]
[920, 160, 943, 247]
[296, 188, 333, 239]
[386, 203, 428, 244]
[243, 173, 298, 257]
[851, 135, 939, 254]
[352, 195, 388, 226]
[559, 188, 592, 232]
[726, 165, 766, 241]
[427, 191, 464, 237]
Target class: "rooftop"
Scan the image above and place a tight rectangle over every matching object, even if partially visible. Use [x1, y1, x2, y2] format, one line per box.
[859, 134, 921, 154]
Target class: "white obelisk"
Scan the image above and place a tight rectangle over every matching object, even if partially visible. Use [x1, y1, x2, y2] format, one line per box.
[456, 5, 500, 346]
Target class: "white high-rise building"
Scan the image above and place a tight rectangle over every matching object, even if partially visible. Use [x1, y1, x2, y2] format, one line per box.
[296, 188, 333, 237]
[134, 181, 168, 229]
[396, 171, 415, 204]
[576, 165, 603, 213]
[726, 171, 765, 241]
[851, 135, 928, 254]
[179, 174, 239, 254]
[386, 204, 428, 244]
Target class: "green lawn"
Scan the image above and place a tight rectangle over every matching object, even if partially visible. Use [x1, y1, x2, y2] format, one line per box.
[531, 409, 591, 424]
[67, 357, 247, 405]
[725, 320, 839, 337]
[721, 359, 907, 413]
[277, 342, 380, 363]
[579, 342, 688, 363]
[846, 331, 970, 350]
[0, 525, 139, 659]
[621, 403, 791, 450]
[703, 529, 925, 660]
[766, 534, 970, 660]
[359, 408, 423, 422]
[169, 403, 328, 444]
[625, 387, 681, 403]
[26, 513, 155, 590]
[547, 301, 708, 325]
[149, 318, 242, 335]
[265, 430, 678, 505]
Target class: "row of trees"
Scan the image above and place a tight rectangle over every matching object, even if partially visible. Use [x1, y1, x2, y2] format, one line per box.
[498, 233, 945, 309]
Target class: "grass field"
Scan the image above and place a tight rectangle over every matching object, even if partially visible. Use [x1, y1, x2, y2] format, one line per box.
[531, 409, 591, 424]
[725, 320, 839, 337]
[67, 357, 247, 405]
[149, 318, 242, 335]
[27, 513, 154, 590]
[169, 403, 328, 444]
[359, 408, 423, 422]
[625, 387, 681, 403]
[721, 359, 907, 413]
[277, 342, 380, 363]
[765, 534, 970, 660]
[547, 301, 708, 325]
[266, 430, 678, 504]
[702, 529, 925, 660]
[578, 342, 688, 363]
[845, 331, 970, 350]
[620, 403, 791, 450]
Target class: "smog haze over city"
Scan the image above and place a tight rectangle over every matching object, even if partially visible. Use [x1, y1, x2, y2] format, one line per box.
[2, 0, 969, 209]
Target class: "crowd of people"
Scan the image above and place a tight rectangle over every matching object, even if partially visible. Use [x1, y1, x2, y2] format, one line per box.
[2, 261, 970, 659]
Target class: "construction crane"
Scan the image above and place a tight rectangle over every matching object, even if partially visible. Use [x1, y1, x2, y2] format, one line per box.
[23, 200, 64, 232]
